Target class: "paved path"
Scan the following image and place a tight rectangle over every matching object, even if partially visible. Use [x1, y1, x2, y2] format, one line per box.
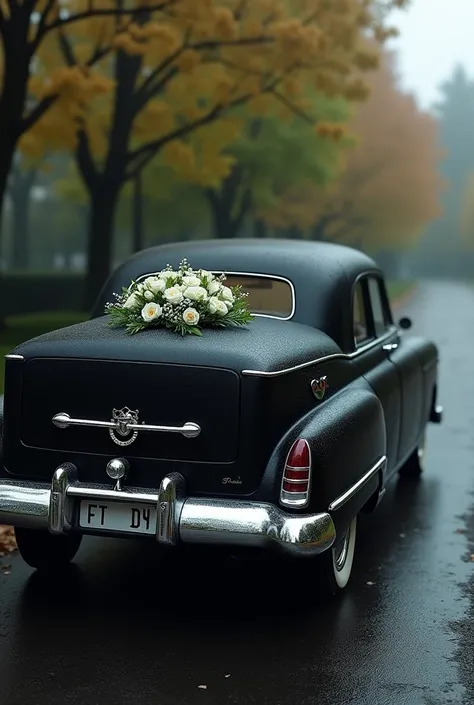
[1, 279, 474, 705]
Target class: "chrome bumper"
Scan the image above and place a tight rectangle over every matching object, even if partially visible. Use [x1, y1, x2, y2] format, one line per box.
[0, 466, 336, 558]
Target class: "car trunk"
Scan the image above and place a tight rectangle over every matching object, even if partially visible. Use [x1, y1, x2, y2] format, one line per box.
[19, 358, 240, 463]
[2, 315, 341, 495]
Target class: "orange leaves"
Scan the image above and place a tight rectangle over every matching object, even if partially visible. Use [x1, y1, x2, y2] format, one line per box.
[175, 49, 201, 73]
[133, 100, 175, 138]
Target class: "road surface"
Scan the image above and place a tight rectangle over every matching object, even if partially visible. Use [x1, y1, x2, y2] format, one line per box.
[1, 279, 474, 705]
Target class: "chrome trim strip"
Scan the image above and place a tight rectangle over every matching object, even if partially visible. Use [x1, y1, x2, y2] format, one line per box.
[241, 327, 398, 378]
[328, 456, 387, 512]
[281, 477, 309, 485]
[136, 269, 296, 321]
[4, 354, 24, 360]
[52, 412, 201, 439]
[67, 485, 159, 503]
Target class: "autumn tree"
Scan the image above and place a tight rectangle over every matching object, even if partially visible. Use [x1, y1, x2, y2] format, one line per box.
[22, 0, 409, 309]
[261, 49, 444, 253]
[0, 0, 177, 249]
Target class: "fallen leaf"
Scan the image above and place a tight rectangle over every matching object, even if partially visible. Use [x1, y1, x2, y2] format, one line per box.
[0, 526, 17, 554]
[3, 570, 10, 576]
[198, 685, 207, 690]
[225, 674, 231, 678]
[366, 581, 375, 586]
[399, 533, 406, 538]
[470, 554, 474, 562]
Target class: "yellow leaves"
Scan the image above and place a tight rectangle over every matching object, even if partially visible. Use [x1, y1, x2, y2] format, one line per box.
[162, 140, 196, 176]
[112, 32, 146, 56]
[211, 7, 237, 39]
[316, 122, 347, 142]
[133, 100, 175, 138]
[175, 49, 201, 73]
[344, 78, 371, 102]
[353, 48, 380, 71]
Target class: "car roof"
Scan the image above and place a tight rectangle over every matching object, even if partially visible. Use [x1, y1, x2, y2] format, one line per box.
[92, 238, 383, 352]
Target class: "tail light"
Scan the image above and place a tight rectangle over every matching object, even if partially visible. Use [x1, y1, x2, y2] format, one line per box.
[280, 438, 311, 508]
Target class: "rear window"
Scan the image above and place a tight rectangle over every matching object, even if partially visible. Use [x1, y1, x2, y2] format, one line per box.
[220, 274, 294, 319]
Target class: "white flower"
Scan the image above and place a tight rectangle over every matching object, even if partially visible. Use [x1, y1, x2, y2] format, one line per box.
[144, 290, 154, 301]
[220, 286, 234, 304]
[209, 297, 228, 316]
[183, 285, 208, 302]
[123, 292, 140, 309]
[163, 286, 184, 304]
[200, 270, 214, 281]
[141, 302, 162, 322]
[208, 280, 221, 295]
[182, 275, 202, 287]
[182, 307, 200, 326]
[159, 270, 179, 282]
[144, 276, 166, 294]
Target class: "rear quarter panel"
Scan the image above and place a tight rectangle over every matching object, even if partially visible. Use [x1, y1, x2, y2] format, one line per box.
[259, 379, 386, 539]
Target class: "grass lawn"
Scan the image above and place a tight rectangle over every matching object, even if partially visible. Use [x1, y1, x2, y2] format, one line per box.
[0, 311, 88, 394]
[386, 280, 416, 304]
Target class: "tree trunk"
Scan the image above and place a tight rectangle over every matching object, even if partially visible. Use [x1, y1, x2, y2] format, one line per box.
[84, 190, 119, 311]
[253, 219, 267, 238]
[0, 137, 17, 256]
[10, 167, 36, 269]
[132, 172, 144, 252]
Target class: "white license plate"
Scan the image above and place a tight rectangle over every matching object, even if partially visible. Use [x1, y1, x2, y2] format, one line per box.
[79, 500, 157, 535]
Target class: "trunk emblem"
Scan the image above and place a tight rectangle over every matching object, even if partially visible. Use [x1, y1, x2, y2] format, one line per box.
[311, 376, 329, 401]
[110, 407, 140, 446]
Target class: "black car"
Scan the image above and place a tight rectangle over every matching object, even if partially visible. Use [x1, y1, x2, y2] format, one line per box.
[0, 239, 442, 593]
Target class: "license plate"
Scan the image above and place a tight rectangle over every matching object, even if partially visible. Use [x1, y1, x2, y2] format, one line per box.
[79, 500, 157, 535]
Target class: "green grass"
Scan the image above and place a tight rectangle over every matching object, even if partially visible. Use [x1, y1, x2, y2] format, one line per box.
[0, 311, 88, 394]
[386, 280, 415, 303]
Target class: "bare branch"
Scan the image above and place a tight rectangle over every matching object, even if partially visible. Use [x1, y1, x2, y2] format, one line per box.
[34, 0, 56, 43]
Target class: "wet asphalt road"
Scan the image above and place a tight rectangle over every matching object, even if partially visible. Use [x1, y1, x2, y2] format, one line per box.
[1, 279, 474, 705]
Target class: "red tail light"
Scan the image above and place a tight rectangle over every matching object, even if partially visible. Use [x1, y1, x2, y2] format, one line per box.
[280, 438, 311, 508]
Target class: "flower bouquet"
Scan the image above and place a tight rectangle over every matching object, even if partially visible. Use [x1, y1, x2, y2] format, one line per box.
[105, 259, 254, 336]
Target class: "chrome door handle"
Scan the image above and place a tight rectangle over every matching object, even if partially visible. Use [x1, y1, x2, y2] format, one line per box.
[52, 412, 201, 439]
[383, 343, 398, 352]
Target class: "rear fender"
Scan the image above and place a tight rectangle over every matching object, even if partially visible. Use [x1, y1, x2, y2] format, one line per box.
[260, 380, 387, 539]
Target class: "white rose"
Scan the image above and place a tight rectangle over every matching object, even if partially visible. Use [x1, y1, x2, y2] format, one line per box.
[144, 290, 154, 301]
[144, 276, 166, 294]
[159, 270, 178, 282]
[209, 297, 228, 316]
[220, 286, 234, 303]
[200, 270, 214, 281]
[141, 302, 162, 322]
[184, 285, 208, 302]
[123, 292, 140, 309]
[182, 307, 200, 326]
[163, 286, 184, 304]
[182, 275, 202, 287]
[208, 280, 221, 295]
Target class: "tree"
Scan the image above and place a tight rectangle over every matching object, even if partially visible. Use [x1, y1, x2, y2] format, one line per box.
[412, 65, 474, 276]
[24, 0, 408, 309]
[460, 172, 474, 249]
[262, 50, 444, 254]
[0, 0, 176, 248]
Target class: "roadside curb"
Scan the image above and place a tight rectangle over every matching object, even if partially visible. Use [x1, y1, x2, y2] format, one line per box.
[391, 283, 419, 312]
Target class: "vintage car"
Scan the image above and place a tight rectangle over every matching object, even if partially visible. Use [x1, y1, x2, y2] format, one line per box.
[0, 239, 442, 593]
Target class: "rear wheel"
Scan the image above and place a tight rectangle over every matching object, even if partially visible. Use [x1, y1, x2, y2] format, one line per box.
[399, 432, 426, 479]
[319, 515, 357, 595]
[14, 527, 82, 572]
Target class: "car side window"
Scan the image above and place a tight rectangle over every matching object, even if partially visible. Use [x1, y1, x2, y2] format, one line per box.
[353, 281, 370, 346]
[368, 277, 388, 336]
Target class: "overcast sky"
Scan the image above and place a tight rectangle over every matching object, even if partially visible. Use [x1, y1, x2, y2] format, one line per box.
[387, 0, 474, 111]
